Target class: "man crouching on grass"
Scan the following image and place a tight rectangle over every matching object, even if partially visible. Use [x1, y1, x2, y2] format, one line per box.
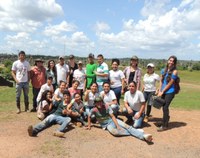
[28, 91, 72, 137]
[86, 97, 153, 143]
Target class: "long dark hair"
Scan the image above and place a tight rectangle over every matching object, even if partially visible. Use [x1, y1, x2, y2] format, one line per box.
[47, 60, 57, 80]
[39, 90, 52, 104]
[162, 55, 177, 83]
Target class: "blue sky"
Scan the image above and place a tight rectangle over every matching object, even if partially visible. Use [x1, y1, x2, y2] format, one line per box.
[0, 0, 200, 60]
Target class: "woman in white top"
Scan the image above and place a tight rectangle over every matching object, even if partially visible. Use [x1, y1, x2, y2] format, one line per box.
[109, 59, 125, 104]
[53, 81, 67, 102]
[142, 63, 160, 122]
[123, 81, 146, 128]
[100, 81, 119, 116]
[84, 82, 99, 118]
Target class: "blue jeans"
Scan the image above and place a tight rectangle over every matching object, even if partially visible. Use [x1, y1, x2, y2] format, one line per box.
[111, 86, 122, 104]
[162, 93, 175, 126]
[106, 118, 144, 140]
[122, 108, 145, 128]
[32, 114, 71, 135]
[16, 82, 29, 107]
[143, 91, 155, 116]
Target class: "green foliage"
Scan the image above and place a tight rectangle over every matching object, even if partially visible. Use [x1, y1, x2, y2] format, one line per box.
[192, 62, 200, 70]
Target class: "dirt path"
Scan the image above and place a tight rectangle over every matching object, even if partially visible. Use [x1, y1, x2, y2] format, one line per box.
[0, 108, 200, 158]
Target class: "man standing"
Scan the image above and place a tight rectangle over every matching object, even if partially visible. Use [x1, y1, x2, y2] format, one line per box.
[11, 51, 31, 114]
[85, 53, 97, 89]
[95, 54, 109, 92]
[56, 56, 69, 86]
[30, 58, 46, 112]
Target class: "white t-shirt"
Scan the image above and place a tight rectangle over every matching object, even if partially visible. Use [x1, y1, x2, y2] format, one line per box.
[87, 92, 99, 107]
[73, 69, 86, 90]
[53, 88, 64, 101]
[56, 63, 69, 84]
[100, 90, 116, 104]
[36, 83, 54, 102]
[96, 62, 109, 85]
[124, 90, 145, 112]
[109, 70, 125, 88]
[11, 60, 31, 82]
[143, 73, 160, 92]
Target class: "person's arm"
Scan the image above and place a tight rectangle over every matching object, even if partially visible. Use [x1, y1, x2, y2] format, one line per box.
[121, 78, 125, 94]
[110, 113, 121, 130]
[11, 70, 18, 84]
[95, 72, 108, 77]
[158, 70, 177, 96]
[86, 114, 91, 130]
[124, 100, 133, 115]
[84, 90, 90, 102]
[134, 102, 145, 119]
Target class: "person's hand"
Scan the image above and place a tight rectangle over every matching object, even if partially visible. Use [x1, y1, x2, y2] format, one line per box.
[70, 99, 75, 104]
[127, 107, 133, 115]
[85, 125, 91, 130]
[121, 89, 124, 95]
[134, 113, 141, 120]
[157, 91, 163, 97]
[110, 81, 114, 85]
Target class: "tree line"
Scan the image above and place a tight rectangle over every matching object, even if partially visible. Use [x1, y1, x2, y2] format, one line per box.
[0, 53, 199, 80]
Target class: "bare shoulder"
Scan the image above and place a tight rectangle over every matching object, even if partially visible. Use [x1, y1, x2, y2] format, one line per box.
[173, 69, 178, 76]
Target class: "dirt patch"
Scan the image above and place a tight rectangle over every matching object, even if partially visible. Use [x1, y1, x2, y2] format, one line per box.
[0, 108, 200, 158]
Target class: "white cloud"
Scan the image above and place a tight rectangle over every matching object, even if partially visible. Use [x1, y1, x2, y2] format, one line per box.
[0, 0, 63, 32]
[141, 0, 171, 17]
[44, 21, 77, 36]
[94, 21, 110, 33]
[95, 0, 200, 59]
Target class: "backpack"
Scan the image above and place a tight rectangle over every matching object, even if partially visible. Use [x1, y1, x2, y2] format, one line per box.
[174, 76, 180, 94]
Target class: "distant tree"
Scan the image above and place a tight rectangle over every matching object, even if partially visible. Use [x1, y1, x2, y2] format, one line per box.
[192, 62, 200, 70]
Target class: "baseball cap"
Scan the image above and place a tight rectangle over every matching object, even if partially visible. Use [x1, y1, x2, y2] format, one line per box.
[94, 97, 103, 102]
[69, 54, 74, 59]
[147, 63, 155, 68]
[35, 58, 44, 62]
[88, 53, 94, 58]
[59, 56, 64, 59]
[78, 60, 83, 64]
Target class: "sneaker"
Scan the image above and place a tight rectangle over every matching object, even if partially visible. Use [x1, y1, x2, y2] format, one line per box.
[28, 125, 33, 136]
[53, 131, 65, 137]
[16, 109, 21, 114]
[157, 126, 167, 132]
[143, 134, 153, 142]
[25, 109, 30, 112]
[143, 116, 149, 123]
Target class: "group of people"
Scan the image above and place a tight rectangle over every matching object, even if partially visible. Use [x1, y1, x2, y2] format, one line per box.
[11, 50, 179, 142]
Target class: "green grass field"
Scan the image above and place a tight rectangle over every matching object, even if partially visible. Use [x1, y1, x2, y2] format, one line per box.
[0, 70, 199, 112]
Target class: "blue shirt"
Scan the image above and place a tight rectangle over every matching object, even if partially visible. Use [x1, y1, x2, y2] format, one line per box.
[161, 69, 178, 94]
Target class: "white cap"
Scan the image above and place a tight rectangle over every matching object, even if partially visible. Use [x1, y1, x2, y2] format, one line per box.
[147, 63, 154, 68]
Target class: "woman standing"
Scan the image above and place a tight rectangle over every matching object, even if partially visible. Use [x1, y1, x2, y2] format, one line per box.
[109, 59, 125, 104]
[123, 56, 142, 90]
[157, 55, 178, 131]
[142, 63, 160, 122]
[46, 60, 57, 91]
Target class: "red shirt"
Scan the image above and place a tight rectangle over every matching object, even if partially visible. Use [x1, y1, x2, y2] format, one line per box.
[31, 66, 46, 88]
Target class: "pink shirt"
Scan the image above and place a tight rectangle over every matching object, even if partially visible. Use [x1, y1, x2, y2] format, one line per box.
[68, 87, 80, 98]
